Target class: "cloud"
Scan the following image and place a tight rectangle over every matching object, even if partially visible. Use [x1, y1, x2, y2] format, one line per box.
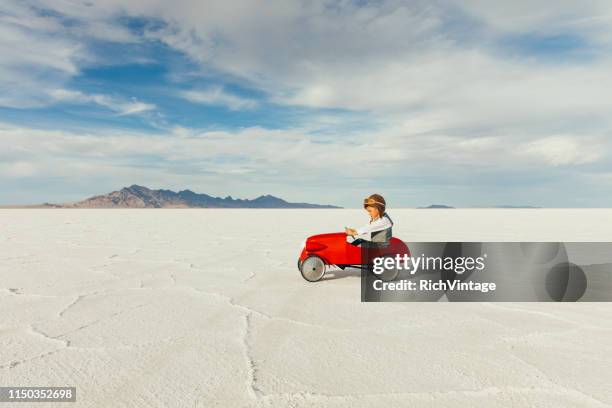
[6, 0, 612, 124]
[3, 1, 612, 205]
[3, 161, 38, 177]
[0, 0, 146, 111]
[452, 0, 612, 39]
[1, 121, 611, 206]
[180, 87, 257, 110]
[0, 2, 82, 108]
[0, 6, 75, 61]
[91, 0, 612, 141]
[519, 135, 604, 166]
[47, 89, 155, 115]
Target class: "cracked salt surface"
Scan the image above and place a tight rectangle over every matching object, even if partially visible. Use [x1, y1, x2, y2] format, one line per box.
[1, 209, 612, 407]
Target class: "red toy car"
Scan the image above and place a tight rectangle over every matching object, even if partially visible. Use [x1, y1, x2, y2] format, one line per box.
[298, 232, 410, 282]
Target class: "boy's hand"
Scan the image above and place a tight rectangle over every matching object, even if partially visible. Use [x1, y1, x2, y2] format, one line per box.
[345, 227, 357, 236]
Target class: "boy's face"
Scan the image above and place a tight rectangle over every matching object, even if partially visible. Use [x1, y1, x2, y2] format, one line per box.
[365, 206, 379, 219]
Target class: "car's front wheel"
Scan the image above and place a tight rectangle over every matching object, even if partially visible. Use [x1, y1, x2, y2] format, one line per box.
[300, 255, 326, 282]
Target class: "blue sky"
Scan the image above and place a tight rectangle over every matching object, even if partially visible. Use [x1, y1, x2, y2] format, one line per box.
[2, 0, 612, 207]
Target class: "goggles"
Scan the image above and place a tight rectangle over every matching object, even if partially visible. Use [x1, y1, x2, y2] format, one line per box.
[363, 198, 385, 207]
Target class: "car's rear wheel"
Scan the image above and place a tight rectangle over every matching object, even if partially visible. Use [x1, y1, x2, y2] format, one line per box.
[300, 255, 326, 282]
[376, 255, 400, 282]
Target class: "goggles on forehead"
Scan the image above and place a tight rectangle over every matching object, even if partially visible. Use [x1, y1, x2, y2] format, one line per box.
[363, 198, 385, 207]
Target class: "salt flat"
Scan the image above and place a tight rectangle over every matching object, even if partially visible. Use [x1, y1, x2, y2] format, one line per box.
[1, 209, 611, 407]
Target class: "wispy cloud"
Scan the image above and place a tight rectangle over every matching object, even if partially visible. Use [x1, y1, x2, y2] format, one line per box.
[48, 89, 155, 115]
[180, 87, 258, 111]
[0, 0, 150, 112]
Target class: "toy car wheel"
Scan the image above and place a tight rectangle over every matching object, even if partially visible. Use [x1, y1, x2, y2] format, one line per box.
[377, 255, 400, 282]
[300, 255, 326, 282]
[297, 259, 303, 272]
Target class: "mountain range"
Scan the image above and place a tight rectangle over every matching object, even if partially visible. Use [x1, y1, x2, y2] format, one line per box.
[47, 185, 340, 209]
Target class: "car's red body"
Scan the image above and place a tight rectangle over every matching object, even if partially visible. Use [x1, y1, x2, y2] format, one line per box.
[298, 232, 410, 268]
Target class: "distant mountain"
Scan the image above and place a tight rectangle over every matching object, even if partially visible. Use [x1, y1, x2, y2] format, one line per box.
[58, 185, 340, 208]
[416, 204, 540, 209]
[491, 205, 541, 209]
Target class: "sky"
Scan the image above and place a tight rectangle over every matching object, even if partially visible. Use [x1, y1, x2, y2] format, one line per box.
[1, 0, 612, 207]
